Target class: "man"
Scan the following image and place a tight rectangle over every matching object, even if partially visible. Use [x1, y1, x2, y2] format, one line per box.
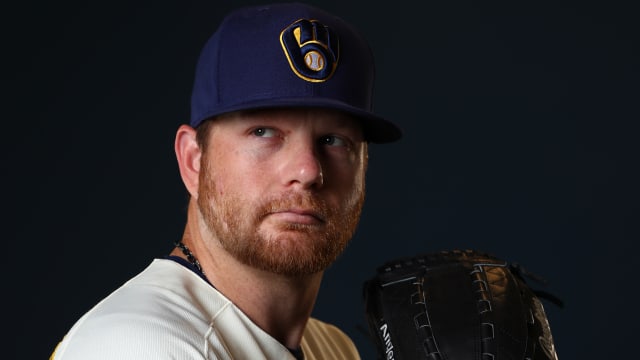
[51, 2, 401, 359]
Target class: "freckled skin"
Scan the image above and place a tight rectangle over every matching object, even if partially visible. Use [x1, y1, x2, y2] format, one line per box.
[197, 108, 368, 276]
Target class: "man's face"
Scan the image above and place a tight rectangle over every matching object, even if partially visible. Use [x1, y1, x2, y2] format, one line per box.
[196, 108, 368, 276]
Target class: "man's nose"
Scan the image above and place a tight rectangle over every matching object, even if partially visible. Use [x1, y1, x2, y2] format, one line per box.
[280, 141, 324, 189]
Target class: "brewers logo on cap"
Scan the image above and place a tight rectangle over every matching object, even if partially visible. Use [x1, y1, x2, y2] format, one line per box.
[280, 19, 339, 82]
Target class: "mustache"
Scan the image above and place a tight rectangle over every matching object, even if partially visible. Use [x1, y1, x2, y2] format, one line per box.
[258, 192, 331, 221]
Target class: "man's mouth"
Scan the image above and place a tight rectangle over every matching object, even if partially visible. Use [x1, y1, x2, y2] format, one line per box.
[268, 208, 325, 225]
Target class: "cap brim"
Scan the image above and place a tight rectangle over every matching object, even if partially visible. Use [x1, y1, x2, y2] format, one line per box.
[196, 97, 402, 144]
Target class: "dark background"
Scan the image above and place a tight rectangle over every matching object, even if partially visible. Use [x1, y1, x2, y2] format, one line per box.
[5, 0, 638, 358]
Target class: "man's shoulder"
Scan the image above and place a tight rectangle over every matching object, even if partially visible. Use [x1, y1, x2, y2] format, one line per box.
[50, 259, 228, 359]
[96, 259, 227, 317]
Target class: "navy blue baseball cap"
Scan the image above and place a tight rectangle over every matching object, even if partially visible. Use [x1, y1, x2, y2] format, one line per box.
[189, 2, 402, 143]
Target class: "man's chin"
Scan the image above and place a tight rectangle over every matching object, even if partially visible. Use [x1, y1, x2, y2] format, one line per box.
[251, 257, 332, 277]
[240, 235, 341, 276]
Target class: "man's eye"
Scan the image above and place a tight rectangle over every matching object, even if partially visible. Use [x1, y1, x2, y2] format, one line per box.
[252, 127, 276, 137]
[320, 135, 346, 147]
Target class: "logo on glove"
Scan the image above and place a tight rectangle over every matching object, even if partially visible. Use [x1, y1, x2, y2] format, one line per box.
[378, 323, 395, 360]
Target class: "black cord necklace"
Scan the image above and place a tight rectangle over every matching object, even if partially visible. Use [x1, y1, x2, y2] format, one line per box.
[174, 240, 205, 275]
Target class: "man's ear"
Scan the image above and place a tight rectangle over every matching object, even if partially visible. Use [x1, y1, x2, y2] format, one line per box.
[175, 124, 201, 198]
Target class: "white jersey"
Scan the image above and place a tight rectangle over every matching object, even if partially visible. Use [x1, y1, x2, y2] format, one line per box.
[50, 259, 360, 360]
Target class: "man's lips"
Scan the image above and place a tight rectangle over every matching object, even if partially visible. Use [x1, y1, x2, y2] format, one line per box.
[267, 208, 325, 225]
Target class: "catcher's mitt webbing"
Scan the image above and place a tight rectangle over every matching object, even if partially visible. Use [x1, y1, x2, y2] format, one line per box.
[363, 249, 560, 360]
